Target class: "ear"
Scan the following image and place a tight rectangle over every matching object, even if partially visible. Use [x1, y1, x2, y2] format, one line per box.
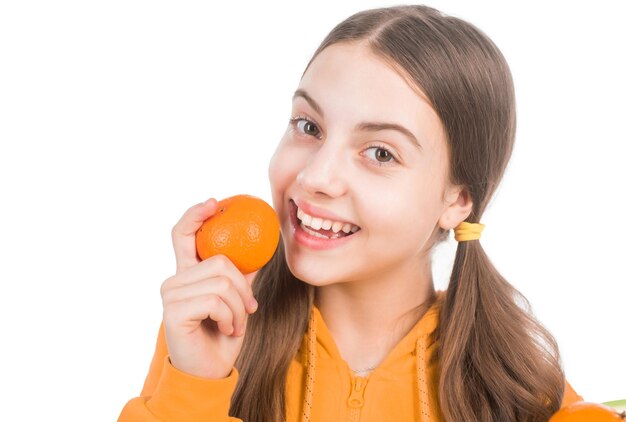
[437, 185, 473, 231]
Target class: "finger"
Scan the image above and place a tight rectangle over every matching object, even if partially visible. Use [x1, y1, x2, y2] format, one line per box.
[164, 254, 258, 314]
[167, 294, 236, 336]
[163, 276, 249, 335]
[243, 271, 259, 313]
[171, 198, 218, 273]
[244, 270, 258, 286]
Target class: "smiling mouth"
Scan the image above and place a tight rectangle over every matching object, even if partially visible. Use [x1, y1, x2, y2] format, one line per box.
[290, 200, 360, 240]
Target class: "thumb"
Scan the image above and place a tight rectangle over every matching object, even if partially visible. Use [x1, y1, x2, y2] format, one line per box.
[172, 197, 219, 273]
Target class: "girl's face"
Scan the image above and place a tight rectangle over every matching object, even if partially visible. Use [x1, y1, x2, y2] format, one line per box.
[269, 42, 464, 287]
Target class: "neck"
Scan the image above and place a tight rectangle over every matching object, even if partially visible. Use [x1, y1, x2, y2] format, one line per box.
[313, 263, 436, 372]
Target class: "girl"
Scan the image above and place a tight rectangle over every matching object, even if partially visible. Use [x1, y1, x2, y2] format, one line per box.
[119, 5, 583, 421]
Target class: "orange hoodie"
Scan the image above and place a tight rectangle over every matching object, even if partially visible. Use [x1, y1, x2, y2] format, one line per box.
[118, 291, 583, 421]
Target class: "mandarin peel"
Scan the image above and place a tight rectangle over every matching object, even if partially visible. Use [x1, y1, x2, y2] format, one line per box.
[195, 194, 280, 274]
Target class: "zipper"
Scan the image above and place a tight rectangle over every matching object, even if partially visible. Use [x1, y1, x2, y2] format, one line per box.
[347, 375, 367, 422]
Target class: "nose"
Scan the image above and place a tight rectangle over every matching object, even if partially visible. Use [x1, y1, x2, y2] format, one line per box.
[296, 141, 348, 198]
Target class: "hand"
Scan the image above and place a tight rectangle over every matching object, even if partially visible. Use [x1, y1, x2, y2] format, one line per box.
[160, 199, 258, 379]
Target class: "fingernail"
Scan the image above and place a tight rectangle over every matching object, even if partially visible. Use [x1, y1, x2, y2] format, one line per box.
[249, 298, 258, 312]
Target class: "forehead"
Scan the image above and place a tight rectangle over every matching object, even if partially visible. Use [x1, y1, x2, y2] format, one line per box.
[297, 42, 446, 153]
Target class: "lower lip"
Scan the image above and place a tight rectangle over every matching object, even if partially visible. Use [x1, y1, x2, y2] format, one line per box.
[288, 200, 358, 250]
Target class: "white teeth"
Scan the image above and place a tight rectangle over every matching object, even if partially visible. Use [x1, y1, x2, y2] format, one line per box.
[301, 223, 342, 239]
[310, 217, 323, 230]
[295, 204, 361, 234]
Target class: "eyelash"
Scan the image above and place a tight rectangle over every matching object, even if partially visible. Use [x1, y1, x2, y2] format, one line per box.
[288, 115, 398, 167]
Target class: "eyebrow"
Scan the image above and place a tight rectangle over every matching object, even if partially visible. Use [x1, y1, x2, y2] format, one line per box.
[292, 89, 423, 150]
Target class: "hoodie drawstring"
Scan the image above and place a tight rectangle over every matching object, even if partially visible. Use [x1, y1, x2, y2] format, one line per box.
[303, 308, 317, 422]
[415, 335, 432, 421]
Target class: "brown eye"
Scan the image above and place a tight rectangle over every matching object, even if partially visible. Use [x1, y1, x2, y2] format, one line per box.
[375, 148, 392, 162]
[363, 145, 396, 166]
[290, 117, 320, 138]
[301, 121, 318, 136]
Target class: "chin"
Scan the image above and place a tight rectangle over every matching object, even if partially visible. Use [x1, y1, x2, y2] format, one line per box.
[283, 254, 335, 287]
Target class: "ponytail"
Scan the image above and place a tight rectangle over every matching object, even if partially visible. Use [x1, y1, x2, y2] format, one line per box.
[435, 237, 565, 421]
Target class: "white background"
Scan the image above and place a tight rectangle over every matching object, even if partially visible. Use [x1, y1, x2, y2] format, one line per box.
[1, 1, 624, 420]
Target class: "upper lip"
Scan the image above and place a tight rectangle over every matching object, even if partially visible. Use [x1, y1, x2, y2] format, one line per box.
[292, 198, 359, 227]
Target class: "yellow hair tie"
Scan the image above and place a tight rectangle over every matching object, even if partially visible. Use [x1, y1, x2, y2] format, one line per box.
[454, 221, 485, 242]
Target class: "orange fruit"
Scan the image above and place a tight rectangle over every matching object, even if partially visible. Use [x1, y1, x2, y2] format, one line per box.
[550, 401, 626, 421]
[195, 194, 280, 274]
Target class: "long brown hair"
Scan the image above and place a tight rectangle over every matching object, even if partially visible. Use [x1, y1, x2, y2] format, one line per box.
[231, 5, 564, 421]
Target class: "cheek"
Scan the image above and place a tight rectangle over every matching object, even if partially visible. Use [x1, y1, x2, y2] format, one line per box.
[365, 177, 441, 234]
[268, 139, 302, 194]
